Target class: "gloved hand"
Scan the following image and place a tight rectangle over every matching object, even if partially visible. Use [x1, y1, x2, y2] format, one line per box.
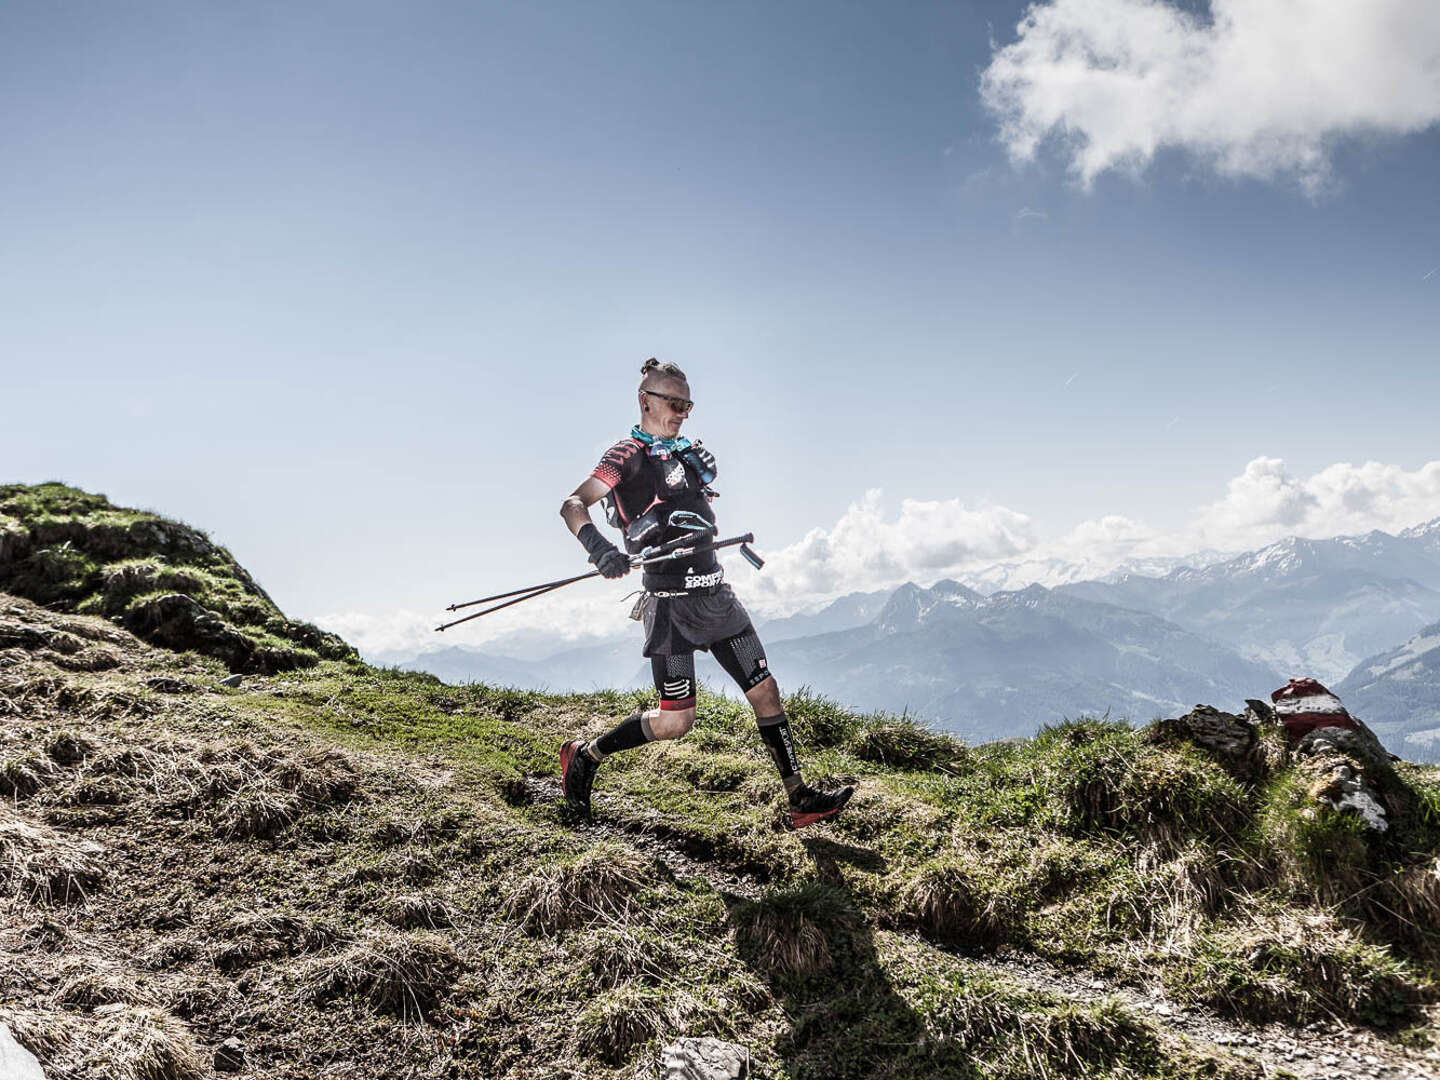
[594, 548, 631, 579]
[578, 523, 631, 579]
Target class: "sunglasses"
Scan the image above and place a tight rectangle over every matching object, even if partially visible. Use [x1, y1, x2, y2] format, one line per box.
[642, 389, 694, 414]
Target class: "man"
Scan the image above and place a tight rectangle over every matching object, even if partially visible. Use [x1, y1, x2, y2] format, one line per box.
[557, 358, 853, 829]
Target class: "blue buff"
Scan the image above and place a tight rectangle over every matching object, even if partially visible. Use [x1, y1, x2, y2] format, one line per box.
[631, 425, 693, 459]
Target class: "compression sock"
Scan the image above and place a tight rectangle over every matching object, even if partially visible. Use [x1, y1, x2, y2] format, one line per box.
[585, 713, 654, 762]
[756, 713, 804, 795]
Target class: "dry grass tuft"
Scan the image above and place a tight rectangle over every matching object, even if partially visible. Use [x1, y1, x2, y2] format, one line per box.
[44, 729, 95, 765]
[574, 986, 664, 1065]
[731, 883, 858, 979]
[580, 925, 681, 988]
[0, 807, 104, 903]
[924, 989, 1168, 1079]
[3, 1005, 205, 1080]
[304, 930, 459, 1019]
[1, 751, 58, 798]
[55, 969, 153, 1008]
[91, 1004, 206, 1080]
[1171, 909, 1429, 1027]
[215, 784, 301, 839]
[384, 891, 455, 930]
[847, 721, 968, 773]
[209, 908, 338, 970]
[905, 859, 1014, 947]
[504, 846, 656, 935]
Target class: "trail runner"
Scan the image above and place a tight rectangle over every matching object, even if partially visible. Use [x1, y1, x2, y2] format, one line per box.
[558, 358, 854, 829]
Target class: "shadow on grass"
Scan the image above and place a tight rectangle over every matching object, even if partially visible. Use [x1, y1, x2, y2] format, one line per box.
[724, 835, 980, 1080]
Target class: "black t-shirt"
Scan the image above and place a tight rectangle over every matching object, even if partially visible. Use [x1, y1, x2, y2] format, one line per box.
[590, 437, 719, 589]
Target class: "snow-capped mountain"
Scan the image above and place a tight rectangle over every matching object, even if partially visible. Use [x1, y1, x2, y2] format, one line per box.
[767, 580, 1279, 742]
[1058, 527, 1440, 682]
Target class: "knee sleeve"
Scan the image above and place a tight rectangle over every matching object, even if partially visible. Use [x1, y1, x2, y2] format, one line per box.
[710, 627, 772, 692]
[652, 653, 697, 711]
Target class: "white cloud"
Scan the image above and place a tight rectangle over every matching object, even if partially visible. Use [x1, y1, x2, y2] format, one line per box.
[744, 489, 1036, 611]
[1189, 457, 1440, 548]
[980, 0, 1440, 193]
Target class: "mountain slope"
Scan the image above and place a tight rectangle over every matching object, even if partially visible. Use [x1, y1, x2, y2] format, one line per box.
[1059, 531, 1440, 681]
[1339, 620, 1440, 762]
[770, 581, 1281, 741]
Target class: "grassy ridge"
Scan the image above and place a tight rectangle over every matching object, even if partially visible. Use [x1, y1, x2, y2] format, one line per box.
[0, 482, 354, 672]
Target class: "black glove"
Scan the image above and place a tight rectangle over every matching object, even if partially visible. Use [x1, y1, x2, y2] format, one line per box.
[578, 523, 631, 579]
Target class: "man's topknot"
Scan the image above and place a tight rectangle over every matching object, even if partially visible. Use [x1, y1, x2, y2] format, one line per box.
[640, 357, 687, 384]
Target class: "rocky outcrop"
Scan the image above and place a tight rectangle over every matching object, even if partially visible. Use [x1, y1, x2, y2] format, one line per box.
[1141, 703, 1275, 782]
[1292, 720, 1406, 832]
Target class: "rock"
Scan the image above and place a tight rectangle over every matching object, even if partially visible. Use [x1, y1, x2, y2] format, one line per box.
[1142, 705, 1262, 779]
[214, 1036, 246, 1072]
[662, 1036, 749, 1080]
[1294, 723, 1404, 831]
[0, 1022, 46, 1080]
[123, 594, 257, 673]
[1243, 698, 1276, 726]
[1271, 678, 1356, 743]
[221, 674, 243, 688]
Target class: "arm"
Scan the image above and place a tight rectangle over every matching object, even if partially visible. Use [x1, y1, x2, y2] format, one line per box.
[560, 477, 610, 538]
[560, 476, 630, 578]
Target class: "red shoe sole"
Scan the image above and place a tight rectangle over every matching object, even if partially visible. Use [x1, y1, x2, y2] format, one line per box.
[790, 809, 840, 829]
[789, 788, 853, 830]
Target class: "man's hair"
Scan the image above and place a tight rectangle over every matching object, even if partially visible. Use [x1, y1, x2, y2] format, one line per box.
[639, 357, 687, 387]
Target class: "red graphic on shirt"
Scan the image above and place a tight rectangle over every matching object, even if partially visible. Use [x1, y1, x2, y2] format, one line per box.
[591, 439, 643, 490]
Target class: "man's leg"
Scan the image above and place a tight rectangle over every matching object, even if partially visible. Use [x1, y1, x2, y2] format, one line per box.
[560, 653, 698, 813]
[710, 628, 853, 827]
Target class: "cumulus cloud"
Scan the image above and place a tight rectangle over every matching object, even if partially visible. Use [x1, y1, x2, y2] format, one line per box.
[980, 0, 1440, 192]
[741, 489, 1036, 612]
[1189, 457, 1440, 549]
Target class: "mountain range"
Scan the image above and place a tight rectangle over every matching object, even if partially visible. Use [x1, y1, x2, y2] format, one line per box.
[378, 518, 1440, 756]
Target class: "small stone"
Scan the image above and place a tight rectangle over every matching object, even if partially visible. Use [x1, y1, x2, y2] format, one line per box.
[0, 1024, 46, 1080]
[221, 674, 243, 688]
[214, 1036, 245, 1072]
[662, 1037, 748, 1080]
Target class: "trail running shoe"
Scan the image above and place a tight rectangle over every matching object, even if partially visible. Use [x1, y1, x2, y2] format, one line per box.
[559, 739, 598, 814]
[788, 783, 854, 830]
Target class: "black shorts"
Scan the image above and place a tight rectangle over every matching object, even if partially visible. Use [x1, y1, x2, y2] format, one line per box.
[642, 586, 773, 711]
[640, 583, 753, 657]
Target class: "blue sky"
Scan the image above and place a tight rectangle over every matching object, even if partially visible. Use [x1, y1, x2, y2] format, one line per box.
[3, 1, 1438, 656]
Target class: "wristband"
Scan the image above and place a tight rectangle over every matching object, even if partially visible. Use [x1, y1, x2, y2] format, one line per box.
[577, 523, 619, 564]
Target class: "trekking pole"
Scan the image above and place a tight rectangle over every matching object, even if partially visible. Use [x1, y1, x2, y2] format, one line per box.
[435, 532, 760, 633]
[443, 525, 719, 613]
